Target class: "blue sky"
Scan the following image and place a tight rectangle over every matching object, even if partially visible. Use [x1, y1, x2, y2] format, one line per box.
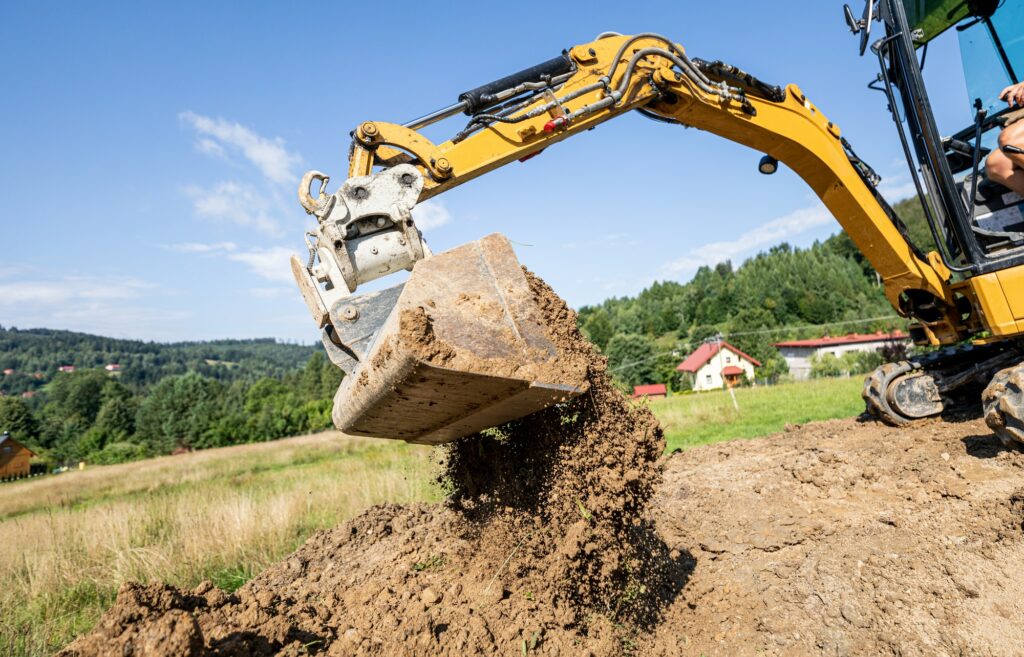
[0, 1, 975, 342]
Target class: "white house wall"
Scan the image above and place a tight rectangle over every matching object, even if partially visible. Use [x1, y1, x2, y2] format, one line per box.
[779, 339, 909, 381]
[693, 348, 756, 392]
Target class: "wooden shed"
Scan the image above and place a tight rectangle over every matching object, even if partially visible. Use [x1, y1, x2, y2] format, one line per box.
[0, 432, 35, 480]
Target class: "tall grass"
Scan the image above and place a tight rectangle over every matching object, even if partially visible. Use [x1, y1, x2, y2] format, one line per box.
[0, 433, 438, 657]
[650, 376, 865, 451]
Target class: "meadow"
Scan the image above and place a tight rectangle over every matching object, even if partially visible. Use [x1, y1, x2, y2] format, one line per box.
[0, 376, 864, 656]
[650, 376, 865, 451]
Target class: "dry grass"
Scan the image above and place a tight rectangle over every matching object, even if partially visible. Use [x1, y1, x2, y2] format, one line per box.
[0, 432, 438, 657]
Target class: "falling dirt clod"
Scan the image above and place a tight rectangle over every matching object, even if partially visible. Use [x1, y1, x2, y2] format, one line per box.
[58, 272, 1024, 657]
[59, 271, 675, 656]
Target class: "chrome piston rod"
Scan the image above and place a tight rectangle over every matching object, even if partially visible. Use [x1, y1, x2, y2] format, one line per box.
[403, 101, 469, 130]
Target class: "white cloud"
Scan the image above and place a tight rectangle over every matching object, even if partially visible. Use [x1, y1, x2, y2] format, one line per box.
[412, 200, 452, 230]
[249, 286, 293, 299]
[0, 277, 154, 305]
[179, 111, 302, 185]
[0, 275, 187, 339]
[227, 246, 295, 284]
[661, 204, 832, 276]
[877, 175, 917, 202]
[196, 138, 227, 159]
[183, 181, 285, 237]
[164, 241, 237, 254]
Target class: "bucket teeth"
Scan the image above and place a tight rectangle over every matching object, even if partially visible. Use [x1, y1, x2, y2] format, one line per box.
[325, 233, 589, 444]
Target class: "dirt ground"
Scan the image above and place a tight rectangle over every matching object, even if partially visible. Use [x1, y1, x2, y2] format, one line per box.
[647, 415, 1024, 656]
[59, 415, 1024, 657]
[57, 274, 1024, 656]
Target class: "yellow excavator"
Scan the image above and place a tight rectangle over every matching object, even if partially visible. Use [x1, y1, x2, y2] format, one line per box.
[292, 0, 1024, 446]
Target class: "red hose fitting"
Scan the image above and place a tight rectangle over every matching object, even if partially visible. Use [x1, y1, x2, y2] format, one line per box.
[543, 116, 568, 132]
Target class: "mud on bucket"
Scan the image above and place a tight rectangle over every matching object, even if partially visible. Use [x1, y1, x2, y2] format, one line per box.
[320, 233, 589, 444]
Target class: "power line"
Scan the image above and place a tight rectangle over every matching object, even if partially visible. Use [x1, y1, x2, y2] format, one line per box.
[607, 314, 903, 373]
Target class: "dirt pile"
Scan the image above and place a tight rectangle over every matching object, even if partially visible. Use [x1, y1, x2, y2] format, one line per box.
[644, 417, 1024, 656]
[57, 275, 1024, 656]
[60, 415, 1024, 657]
[60, 273, 672, 657]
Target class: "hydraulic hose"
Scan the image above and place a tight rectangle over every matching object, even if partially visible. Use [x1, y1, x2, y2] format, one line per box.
[605, 33, 710, 88]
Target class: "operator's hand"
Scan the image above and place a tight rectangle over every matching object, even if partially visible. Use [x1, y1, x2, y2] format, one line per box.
[1000, 82, 1024, 107]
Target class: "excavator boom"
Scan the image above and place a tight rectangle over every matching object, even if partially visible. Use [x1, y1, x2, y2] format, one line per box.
[292, 32, 1010, 443]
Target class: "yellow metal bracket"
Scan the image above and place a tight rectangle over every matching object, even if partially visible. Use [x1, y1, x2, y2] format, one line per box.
[349, 121, 453, 181]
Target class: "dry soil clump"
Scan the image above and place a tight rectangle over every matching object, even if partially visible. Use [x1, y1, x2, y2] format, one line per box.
[60, 276, 1024, 656]
[60, 272, 673, 656]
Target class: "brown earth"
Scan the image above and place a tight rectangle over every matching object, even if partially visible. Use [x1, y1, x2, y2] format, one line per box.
[59, 417, 1024, 657]
[59, 275, 1024, 656]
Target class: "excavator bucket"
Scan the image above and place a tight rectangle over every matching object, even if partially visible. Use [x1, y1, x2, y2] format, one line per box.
[315, 233, 589, 445]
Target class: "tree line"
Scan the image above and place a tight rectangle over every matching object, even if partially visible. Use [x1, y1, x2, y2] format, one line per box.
[577, 197, 927, 390]
[0, 352, 342, 466]
[0, 327, 319, 396]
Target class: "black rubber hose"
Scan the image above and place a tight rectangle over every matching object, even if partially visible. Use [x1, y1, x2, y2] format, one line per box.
[458, 54, 574, 114]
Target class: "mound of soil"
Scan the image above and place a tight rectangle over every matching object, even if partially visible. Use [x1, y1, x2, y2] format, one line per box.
[60, 418, 1024, 657]
[643, 416, 1024, 656]
[59, 275, 1024, 656]
[60, 273, 671, 657]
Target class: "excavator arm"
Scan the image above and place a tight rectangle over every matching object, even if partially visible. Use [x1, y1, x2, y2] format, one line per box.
[292, 33, 969, 443]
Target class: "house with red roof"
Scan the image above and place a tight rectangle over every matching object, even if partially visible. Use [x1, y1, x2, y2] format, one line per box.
[677, 339, 761, 391]
[632, 383, 668, 399]
[774, 330, 909, 380]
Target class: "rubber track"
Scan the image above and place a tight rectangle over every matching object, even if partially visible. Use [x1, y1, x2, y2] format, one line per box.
[983, 364, 1024, 447]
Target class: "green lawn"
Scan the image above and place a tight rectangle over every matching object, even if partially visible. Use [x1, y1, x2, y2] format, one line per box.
[647, 376, 865, 452]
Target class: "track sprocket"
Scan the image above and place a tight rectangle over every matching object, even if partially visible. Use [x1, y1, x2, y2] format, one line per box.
[862, 361, 942, 426]
[983, 363, 1024, 448]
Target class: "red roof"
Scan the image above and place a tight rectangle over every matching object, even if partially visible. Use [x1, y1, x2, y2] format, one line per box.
[774, 330, 907, 349]
[721, 365, 745, 376]
[632, 384, 668, 398]
[676, 341, 761, 373]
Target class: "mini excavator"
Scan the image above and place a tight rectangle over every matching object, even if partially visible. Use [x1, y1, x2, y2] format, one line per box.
[292, 0, 1024, 446]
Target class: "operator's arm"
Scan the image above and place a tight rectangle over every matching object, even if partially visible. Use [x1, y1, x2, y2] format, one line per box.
[1000, 82, 1024, 108]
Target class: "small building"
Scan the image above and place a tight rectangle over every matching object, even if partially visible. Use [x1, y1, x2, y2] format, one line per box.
[105, 363, 122, 374]
[58, 365, 75, 373]
[774, 330, 909, 381]
[632, 383, 668, 399]
[0, 432, 36, 480]
[20, 391, 35, 399]
[2, 369, 13, 376]
[677, 340, 761, 392]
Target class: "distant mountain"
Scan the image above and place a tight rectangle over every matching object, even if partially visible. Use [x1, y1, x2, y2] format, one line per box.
[0, 327, 319, 395]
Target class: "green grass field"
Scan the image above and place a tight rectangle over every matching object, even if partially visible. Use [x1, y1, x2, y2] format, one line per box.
[650, 376, 865, 451]
[0, 376, 864, 656]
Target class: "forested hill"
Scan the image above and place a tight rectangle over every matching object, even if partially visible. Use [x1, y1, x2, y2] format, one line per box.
[0, 327, 318, 396]
[0, 328, 336, 467]
[577, 197, 926, 388]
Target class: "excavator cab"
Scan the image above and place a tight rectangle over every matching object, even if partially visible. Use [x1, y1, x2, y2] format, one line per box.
[850, 0, 1024, 435]
[856, 0, 1024, 266]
